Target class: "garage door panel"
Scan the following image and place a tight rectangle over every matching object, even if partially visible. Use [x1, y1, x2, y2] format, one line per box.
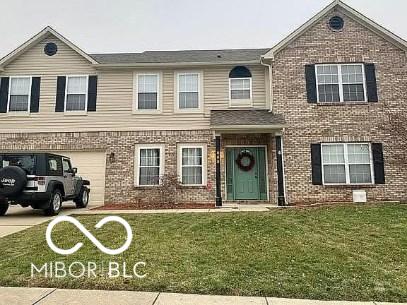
[53, 151, 106, 205]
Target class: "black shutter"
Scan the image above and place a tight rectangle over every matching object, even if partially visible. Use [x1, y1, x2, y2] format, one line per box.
[305, 64, 317, 103]
[372, 143, 385, 184]
[311, 144, 323, 185]
[87, 75, 98, 112]
[0, 77, 10, 113]
[30, 77, 41, 113]
[365, 63, 378, 102]
[55, 76, 66, 112]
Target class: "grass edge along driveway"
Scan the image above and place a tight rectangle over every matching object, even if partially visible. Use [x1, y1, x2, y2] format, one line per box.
[0, 203, 406, 302]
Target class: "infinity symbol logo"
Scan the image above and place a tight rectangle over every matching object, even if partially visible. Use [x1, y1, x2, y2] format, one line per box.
[46, 216, 133, 255]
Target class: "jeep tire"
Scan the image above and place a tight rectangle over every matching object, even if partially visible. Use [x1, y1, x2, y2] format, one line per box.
[0, 166, 27, 197]
[44, 189, 63, 216]
[0, 199, 9, 216]
[75, 187, 89, 208]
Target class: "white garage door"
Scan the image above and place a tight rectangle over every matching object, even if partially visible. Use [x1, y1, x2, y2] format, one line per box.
[54, 151, 106, 205]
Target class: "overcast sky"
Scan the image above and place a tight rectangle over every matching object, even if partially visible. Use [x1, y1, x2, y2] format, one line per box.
[0, 0, 406, 57]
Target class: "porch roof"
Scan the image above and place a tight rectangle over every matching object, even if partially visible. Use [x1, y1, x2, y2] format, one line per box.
[210, 110, 286, 132]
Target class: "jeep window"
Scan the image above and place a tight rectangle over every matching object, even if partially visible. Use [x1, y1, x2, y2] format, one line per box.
[1, 155, 36, 175]
[47, 156, 63, 176]
[62, 159, 72, 173]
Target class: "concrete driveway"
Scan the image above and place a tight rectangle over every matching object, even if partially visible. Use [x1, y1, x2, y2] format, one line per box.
[0, 202, 98, 238]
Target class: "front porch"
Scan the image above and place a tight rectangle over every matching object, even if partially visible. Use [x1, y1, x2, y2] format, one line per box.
[210, 110, 287, 207]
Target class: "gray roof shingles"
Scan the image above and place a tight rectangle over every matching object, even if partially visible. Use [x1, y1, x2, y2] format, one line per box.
[210, 110, 286, 127]
[90, 48, 270, 64]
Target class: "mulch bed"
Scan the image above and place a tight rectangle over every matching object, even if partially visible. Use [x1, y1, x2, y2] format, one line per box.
[93, 202, 214, 210]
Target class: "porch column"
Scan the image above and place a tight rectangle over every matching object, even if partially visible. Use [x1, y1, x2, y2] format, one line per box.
[215, 135, 222, 207]
[275, 135, 286, 206]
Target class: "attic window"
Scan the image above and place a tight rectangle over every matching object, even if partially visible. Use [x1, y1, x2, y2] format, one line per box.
[229, 66, 252, 78]
[328, 16, 344, 31]
[44, 42, 58, 56]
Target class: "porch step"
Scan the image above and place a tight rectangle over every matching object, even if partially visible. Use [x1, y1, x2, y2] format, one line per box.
[224, 200, 274, 205]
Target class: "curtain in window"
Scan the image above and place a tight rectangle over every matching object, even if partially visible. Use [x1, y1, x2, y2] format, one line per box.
[179, 74, 199, 109]
[139, 149, 160, 185]
[182, 148, 202, 184]
[66, 76, 87, 111]
[138, 75, 158, 109]
[9, 78, 30, 111]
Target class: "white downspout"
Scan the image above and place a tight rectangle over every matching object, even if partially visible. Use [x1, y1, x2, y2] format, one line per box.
[260, 56, 274, 113]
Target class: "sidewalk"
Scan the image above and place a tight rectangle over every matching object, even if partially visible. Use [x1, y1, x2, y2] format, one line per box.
[0, 287, 404, 305]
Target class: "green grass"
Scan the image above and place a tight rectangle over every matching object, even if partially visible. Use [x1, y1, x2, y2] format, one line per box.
[0, 204, 406, 302]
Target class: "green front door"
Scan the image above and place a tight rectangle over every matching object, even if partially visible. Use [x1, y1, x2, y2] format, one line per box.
[226, 147, 267, 200]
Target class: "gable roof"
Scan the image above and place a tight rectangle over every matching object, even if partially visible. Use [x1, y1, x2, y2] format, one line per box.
[91, 48, 269, 66]
[263, 0, 407, 59]
[0, 26, 98, 69]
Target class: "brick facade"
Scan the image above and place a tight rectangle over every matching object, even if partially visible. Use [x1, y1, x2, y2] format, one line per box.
[272, 10, 407, 204]
[0, 131, 278, 205]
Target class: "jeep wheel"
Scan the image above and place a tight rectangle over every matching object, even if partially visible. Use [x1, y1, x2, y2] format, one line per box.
[0, 201, 9, 216]
[44, 189, 63, 216]
[75, 187, 89, 208]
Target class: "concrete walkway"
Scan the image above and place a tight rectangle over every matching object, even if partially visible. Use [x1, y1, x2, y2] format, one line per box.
[78, 204, 274, 215]
[0, 287, 404, 305]
[0, 203, 98, 238]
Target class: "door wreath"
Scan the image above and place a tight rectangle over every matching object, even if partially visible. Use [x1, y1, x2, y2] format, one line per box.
[235, 150, 255, 172]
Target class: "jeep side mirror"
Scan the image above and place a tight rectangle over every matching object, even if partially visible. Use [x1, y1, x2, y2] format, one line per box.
[72, 168, 78, 175]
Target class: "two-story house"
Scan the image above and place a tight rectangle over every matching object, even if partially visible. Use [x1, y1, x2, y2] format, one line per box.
[0, 0, 406, 206]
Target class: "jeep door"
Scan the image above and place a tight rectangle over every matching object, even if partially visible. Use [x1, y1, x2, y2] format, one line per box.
[62, 158, 75, 197]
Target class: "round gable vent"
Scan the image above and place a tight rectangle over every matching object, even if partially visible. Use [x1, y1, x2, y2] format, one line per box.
[328, 16, 344, 31]
[44, 42, 58, 56]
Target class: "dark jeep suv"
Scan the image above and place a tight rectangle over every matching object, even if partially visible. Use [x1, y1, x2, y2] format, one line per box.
[0, 153, 90, 216]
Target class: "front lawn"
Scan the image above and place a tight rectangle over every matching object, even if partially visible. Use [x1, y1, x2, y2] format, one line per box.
[0, 204, 406, 302]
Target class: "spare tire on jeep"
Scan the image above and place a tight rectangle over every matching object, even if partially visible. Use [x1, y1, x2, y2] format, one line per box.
[0, 166, 27, 197]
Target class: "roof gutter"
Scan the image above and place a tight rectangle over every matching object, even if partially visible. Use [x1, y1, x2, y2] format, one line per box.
[92, 60, 261, 69]
[260, 56, 273, 113]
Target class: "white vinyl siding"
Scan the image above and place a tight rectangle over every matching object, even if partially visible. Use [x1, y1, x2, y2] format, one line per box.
[316, 64, 367, 103]
[176, 72, 202, 111]
[134, 144, 165, 186]
[321, 143, 374, 185]
[134, 73, 160, 111]
[8, 77, 32, 113]
[65, 75, 88, 112]
[177, 144, 207, 186]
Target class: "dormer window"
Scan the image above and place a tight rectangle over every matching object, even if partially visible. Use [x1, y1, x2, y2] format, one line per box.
[229, 66, 252, 107]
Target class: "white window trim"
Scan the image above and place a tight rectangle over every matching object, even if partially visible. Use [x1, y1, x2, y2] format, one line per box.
[134, 144, 165, 187]
[315, 63, 368, 103]
[177, 143, 207, 186]
[228, 77, 253, 107]
[174, 71, 203, 113]
[7, 76, 32, 115]
[64, 75, 89, 115]
[133, 72, 162, 113]
[321, 142, 375, 186]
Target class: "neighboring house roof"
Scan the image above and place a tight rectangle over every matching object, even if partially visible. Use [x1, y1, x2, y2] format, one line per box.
[210, 110, 286, 130]
[263, 0, 407, 59]
[0, 26, 98, 70]
[90, 49, 270, 65]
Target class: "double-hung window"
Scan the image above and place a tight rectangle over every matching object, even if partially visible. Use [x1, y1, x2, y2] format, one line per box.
[135, 73, 159, 110]
[178, 144, 206, 186]
[177, 72, 200, 110]
[135, 145, 164, 186]
[321, 143, 373, 185]
[65, 76, 88, 112]
[230, 78, 251, 100]
[8, 77, 31, 112]
[316, 64, 366, 103]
